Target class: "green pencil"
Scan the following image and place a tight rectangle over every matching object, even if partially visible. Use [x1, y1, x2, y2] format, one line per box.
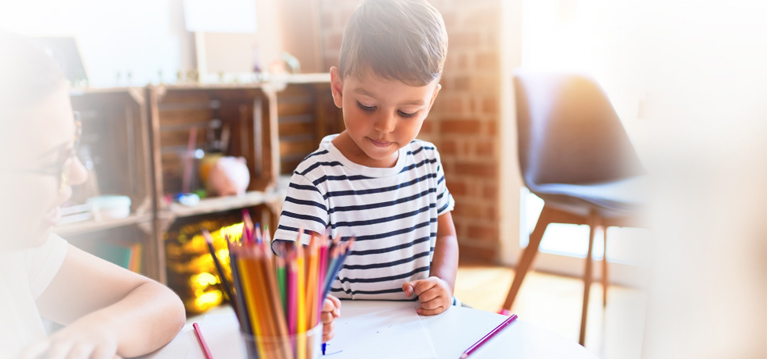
[276, 256, 287, 317]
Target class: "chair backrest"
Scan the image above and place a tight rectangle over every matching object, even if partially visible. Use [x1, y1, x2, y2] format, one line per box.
[513, 70, 644, 188]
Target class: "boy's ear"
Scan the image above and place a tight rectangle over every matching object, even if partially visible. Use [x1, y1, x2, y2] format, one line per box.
[329, 66, 344, 108]
[426, 83, 442, 113]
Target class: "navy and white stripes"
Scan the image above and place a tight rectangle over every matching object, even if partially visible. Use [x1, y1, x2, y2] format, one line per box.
[273, 135, 454, 300]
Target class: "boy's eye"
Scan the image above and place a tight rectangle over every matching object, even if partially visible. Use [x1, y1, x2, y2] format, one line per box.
[356, 101, 376, 112]
[398, 110, 416, 118]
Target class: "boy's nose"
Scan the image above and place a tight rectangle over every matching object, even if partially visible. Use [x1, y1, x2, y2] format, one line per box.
[374, 112, 397, 133]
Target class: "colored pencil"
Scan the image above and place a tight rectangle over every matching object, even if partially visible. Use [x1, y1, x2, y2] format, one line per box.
[216, 217, 354, 359]
[201, 229, 235, 312]
[193, 322, 214, 359]
[225, 236, 251, 336]
[459, 314, 518, 359]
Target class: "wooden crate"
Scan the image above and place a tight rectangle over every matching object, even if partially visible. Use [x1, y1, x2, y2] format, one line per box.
[276, 77, 344, 174]
[68, 88, 153, 215]
[148, 85, 279, 207]
[59, 88, 162, 280]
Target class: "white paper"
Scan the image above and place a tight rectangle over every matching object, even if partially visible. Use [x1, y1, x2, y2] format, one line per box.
[324, 302, 437, 359]
[200, 313, 247, 358]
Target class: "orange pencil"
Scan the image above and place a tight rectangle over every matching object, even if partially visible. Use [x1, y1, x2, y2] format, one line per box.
[305, 234, 319, 329]
[261, 240, 292, 359]
[236, 251, 266, 357]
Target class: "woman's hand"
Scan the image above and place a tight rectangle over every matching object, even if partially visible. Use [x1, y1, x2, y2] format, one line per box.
[20, 314, 120, 359]
[321, 295, 342, 342]
[402, 276, 452, 316]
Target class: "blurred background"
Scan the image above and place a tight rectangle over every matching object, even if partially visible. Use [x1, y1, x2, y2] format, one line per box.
[1, 0, 765, 358]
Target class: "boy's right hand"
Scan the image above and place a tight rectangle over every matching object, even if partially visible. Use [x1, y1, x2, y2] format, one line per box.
[321, 295, 342, 342]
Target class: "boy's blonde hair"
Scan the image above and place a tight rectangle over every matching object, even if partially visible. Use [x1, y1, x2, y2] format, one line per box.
[339, 0, 448, 86]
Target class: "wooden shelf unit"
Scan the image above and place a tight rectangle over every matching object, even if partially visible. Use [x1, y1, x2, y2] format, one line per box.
[56, 74, 342, 285]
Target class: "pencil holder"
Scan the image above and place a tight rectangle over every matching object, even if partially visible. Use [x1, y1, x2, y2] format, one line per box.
[241, 324, 322, 359]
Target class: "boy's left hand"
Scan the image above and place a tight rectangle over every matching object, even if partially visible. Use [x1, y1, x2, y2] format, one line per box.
[402, 276, 452, 316]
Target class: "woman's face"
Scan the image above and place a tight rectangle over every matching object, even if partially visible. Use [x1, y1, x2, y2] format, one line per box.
[0, 83, 87, 250]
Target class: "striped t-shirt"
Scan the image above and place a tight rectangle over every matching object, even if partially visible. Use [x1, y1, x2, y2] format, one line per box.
[273, 134, 455, 300]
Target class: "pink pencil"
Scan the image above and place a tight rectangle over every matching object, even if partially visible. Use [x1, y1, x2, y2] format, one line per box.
[193, 322, 214, 359]
[459, 314, 518, 359]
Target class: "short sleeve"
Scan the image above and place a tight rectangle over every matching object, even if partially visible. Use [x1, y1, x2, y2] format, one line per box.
[273, 173, 330, 247]
[435, 149, 455, 215]
[24, 233, 68, 298]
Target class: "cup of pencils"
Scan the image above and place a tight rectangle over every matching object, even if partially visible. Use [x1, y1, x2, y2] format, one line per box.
[203, 212, 354, 359]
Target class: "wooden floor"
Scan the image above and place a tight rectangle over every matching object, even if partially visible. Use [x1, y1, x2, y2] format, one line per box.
[454, 260, 647, 359]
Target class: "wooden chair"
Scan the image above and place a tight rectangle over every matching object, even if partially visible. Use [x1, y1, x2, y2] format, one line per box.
[502, 70, 646, 345]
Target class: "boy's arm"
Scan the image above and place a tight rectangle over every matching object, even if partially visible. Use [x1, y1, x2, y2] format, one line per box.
[403, 211, 459, 315]
[30, 244, 186, 358]
[430, 211, 459, 292]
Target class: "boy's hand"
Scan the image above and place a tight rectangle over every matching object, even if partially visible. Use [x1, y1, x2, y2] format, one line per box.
[321, 295, 342, 342]
[402, 276, 452, 316]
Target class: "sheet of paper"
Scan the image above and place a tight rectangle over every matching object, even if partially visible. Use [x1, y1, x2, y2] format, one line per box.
[323, 302, 437, 359]
[185, 312, 247, 359]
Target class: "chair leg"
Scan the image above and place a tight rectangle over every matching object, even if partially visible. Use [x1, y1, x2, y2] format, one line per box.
[579, 211, 599, 346]
[501, 205, 551, 311]
[602, 226, 609, 308]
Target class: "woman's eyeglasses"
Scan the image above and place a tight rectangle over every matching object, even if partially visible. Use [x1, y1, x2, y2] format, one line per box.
[11, 111, 82, 192]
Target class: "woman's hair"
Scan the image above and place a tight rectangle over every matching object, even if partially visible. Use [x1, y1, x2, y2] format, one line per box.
[0, 32, 65, 109]
[338, 0, 448, 86]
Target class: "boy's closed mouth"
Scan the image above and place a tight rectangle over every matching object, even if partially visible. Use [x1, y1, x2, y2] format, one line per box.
[369, 138, 394, 147]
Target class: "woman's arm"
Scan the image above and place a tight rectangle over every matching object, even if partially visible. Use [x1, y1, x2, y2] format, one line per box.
[32, 244, 186, 358]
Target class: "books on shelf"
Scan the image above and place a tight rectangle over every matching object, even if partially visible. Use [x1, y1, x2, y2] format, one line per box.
[96, 241, 143, 273]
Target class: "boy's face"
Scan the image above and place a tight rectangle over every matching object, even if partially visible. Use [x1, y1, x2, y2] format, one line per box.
[0, 84, 87, 250]
[330, 66, 441, 168]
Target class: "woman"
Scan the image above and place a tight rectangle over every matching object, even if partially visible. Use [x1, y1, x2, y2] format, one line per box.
[0, 32, 186, 359]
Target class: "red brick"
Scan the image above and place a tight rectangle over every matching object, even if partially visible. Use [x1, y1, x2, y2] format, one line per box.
[454, 202, 487, 220]
[464, 8, 499, 29]
[475, 52, 499, 69]
[450, 32, 481, 48]
[481, 96, 498, 114]
[441, 119, 481, 134]
[454, 76, 470, 91]
[471, 74, 501, 93]
[420, 119, 433, 134]
[483, 184, 498, 200]
[485, 120, 498, 135]
[440, 138, 458, 155]
[457, 243, 497, 263]
[456, 162, 497, 177]
[468, 224, 499, 243]
[486, 205, 498, 220]
[448, 179, 468, 196]
[475, 141, 494, 157]
[445, 97, 463, 113]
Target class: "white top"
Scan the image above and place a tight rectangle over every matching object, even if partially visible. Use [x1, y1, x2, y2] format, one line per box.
[274, 135, 455, 300]
[0, 234, 68, 359]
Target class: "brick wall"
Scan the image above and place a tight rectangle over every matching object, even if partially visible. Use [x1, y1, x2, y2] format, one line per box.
[318, 0, 503, 262]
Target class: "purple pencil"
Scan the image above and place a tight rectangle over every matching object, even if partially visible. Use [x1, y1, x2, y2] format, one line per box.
[459, 314, 518, 359]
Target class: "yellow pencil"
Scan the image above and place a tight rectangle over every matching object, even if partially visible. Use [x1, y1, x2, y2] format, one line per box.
[296, 240, 307, 359]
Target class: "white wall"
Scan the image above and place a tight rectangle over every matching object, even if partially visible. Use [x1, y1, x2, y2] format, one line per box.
[0, 0, 195, 87]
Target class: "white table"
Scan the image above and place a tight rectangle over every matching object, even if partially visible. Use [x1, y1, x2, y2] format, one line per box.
[140, 301, 596, 359]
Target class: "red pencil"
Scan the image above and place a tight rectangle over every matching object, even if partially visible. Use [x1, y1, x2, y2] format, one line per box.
[193, 322, 214, 359]
[459, 314, 518, 359]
